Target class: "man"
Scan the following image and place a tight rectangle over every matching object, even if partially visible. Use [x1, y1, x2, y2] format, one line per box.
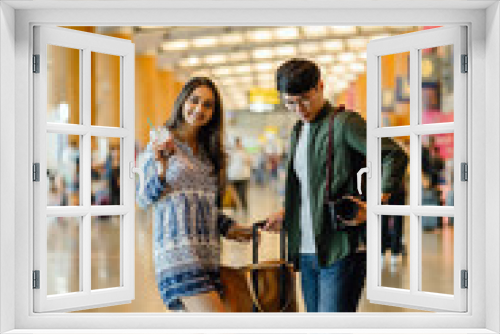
[264, 59, 408, 312]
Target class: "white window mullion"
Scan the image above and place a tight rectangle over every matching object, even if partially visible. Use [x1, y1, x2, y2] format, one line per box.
[82, 213, 91, 294]
[372, 205, 411, 216]
[413, 123, 454, 135]
[46, 123, 88, 135]
[89, 205, 129, 216]
[33, 26, 49, 308]
[82, 47, 92, 296]
[409, 47, 420, 296]
[373, 126, 412, 138]
[453, 26, 468, 309]
[373, 205, 454, 217]
[365, 47, 379, 301]
[122, 50, 135, 297]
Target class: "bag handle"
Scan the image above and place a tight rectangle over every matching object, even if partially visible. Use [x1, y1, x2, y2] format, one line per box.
[325, 105, 345, 203]
[244, 267, 295, 312]
[251, 221, 289, 312]
[253, 221, 286, 263]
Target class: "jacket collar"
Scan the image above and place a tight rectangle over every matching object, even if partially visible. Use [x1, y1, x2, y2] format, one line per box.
[293, 100, 332, 136]
[310, 100, 332, 125]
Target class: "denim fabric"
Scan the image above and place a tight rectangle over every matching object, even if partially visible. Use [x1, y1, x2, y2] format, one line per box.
[300, 252, 366, 312]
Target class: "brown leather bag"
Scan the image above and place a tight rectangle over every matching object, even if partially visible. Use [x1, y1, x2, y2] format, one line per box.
[220, 222, 298, 312]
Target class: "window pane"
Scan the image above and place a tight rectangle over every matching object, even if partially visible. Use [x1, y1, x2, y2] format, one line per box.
[421, 216, 454, 294]
[421, 45, 454, 124]
[47, 217, 80, 295]
[380, 136, 409, 204]
[380, 52, 410, 127]
[47, 133, 80, 206]
[421, 134, 453, 207]
[92, 216, 121, 290]
[380, 215, 410, 291]
[92, 52, 121, 127]
[47, 45, 80, 124]
[91, 137, 121, 206]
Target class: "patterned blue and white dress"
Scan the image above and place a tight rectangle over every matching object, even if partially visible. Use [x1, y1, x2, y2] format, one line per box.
[136, 137, 228, 310]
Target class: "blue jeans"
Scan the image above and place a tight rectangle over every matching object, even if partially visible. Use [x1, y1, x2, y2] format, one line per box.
[300, 252, 366, 312]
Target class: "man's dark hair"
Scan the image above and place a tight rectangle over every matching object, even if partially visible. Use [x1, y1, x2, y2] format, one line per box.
[276, 58, 321, 95]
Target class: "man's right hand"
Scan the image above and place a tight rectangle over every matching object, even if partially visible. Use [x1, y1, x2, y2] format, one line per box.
[263, 208, 285, 232]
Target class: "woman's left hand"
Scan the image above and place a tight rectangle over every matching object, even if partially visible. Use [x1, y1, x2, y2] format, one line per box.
[225, 224, 255, 243]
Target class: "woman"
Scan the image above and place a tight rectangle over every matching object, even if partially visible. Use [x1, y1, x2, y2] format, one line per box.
[136, 77, 252, 312]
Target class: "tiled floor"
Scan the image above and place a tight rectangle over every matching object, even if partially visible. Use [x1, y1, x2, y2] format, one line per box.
[69, 183, 453, 313]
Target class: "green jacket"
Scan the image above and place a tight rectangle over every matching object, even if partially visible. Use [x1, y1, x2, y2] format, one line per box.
[283, 102, 408, 270]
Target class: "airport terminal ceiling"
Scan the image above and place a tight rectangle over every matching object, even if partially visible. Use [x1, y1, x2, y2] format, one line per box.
[92, 25, 421, 112]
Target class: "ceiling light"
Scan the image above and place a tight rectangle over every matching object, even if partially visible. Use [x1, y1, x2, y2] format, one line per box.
[232, 92, 247, 102]
[299, 42, 321, 54]
[253, 48, 274, 59]
[361, 26, 386, 32]
[302, 26, 329, 38]
[275, 60, 285, 68]
[332, 64, 345, 74]
[256, 63, 274, 72]
[233, 100, 247, 109]
[212, 67, 232, 76]
[238, 77, 254, 84]
[370, 34, 392, 41]
[345, 73, 357, 81]
[275, 27, 299, 40]
[192, 36, 218, 48]
[179, 57, 200, 67]
[323, 40, 343, 51]
[258, 73, 274, 82]
[220, 33, 244, 45]
[235, 65, 252, 74]
[331, 26, 357, 35]
[339, 52, 356, 62]
[333, 80, 349, 92]
[347, 38, 368, 50]
[350, 63, 365, 73]
[204, 54, 227, 64]
[162, 39, 189, 51]
[247, 29, 273, 42]
[192, 69, 211, 77]
[222, 77, 238, 86]
[275, 45, 296, 56]
[139, 26, 164, 30]
[317, 55, 335, 64]
[229, 52, 249, 62]
[318, 65, 329, 76]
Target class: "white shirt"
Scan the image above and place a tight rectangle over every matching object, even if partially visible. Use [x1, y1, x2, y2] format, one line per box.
[294, 123, 316, 254]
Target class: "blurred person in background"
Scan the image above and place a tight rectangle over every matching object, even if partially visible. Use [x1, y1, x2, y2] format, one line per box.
[422, 137, 445, 229]
[109, 145, 121, 206]
[136, 77, 253, 312]
[227, 136, 252, 214]
[253, 146, 267, 186]
[264, 59, 408, 312]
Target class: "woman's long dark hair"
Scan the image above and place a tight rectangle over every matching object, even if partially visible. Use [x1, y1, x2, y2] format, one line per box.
[164, 77, 227, 201]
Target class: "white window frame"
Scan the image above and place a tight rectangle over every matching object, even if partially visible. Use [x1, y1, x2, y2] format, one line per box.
[1, 1, 499, 333]
[366, 26, 468, 312]
[32, 26, 136, 313]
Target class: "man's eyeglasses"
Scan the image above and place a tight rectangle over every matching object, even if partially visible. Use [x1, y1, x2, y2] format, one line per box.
[283, 97, 314, 109]
[281, 87, 318, 110]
